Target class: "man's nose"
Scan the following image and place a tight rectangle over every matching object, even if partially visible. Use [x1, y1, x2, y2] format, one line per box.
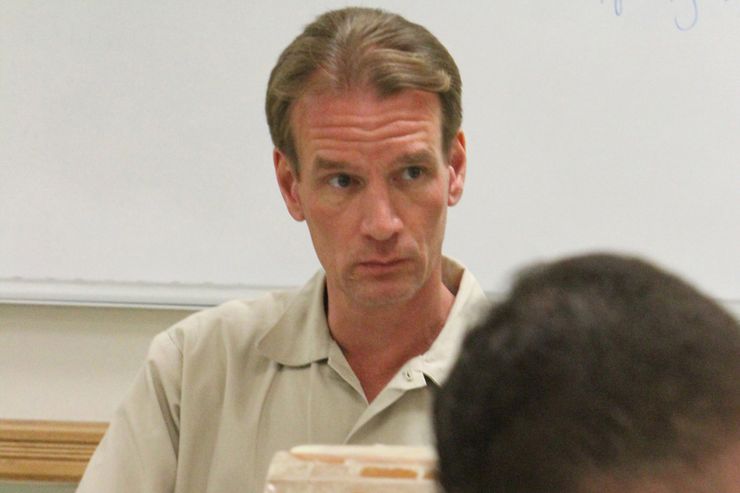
[359, 184, 402, 241]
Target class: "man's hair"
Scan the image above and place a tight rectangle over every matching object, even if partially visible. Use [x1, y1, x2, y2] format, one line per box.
[265, 7, 462, 170]
[434, 253, 740, 493]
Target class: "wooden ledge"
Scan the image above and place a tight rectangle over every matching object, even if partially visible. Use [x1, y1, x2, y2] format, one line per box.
[0, 419, 107, 482]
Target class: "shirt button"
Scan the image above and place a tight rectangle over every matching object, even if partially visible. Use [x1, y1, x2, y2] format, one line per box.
[403, 369, 414, 381]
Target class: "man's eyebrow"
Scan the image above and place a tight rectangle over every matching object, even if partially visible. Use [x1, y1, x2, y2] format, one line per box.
[313, 151, 436, 171]
[392, 150, 436, 167]
[314, 157, 350, 171]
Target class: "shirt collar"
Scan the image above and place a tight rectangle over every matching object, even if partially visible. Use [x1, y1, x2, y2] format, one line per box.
[256, 270, 332, 366]
[415, 258, 488, 386]
[256, 257, 488, 371]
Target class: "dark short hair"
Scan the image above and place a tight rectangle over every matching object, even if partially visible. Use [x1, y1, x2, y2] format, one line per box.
[265, 7, 462, 170]
[434, 253, 740, 492]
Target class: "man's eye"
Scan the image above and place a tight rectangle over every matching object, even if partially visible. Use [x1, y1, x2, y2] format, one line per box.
[401, 166, 424, 180]
[328, 174, 353, 188]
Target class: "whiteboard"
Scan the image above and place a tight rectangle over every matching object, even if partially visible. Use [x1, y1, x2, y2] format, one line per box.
[1, 0, 739, 305]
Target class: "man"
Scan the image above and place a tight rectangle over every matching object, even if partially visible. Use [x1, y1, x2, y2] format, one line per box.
[77, 7, 486, 492]
[434, 253, 740, 493]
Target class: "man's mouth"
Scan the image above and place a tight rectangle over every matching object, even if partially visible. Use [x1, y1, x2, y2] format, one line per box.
[356, 258, 408, 273]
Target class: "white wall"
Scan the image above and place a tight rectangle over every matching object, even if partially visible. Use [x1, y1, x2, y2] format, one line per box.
[0, 304, 194, 422]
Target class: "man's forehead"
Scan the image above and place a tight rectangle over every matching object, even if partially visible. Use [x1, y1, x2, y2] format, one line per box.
[292, 85, 441, 124]
[286, 84, 445, 170]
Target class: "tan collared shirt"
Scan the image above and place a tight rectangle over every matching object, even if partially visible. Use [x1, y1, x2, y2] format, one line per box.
[77, 258, 487, 492]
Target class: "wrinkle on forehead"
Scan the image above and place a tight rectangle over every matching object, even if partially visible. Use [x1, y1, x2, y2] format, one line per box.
[309, 123, 434, 147]
[293, 88, 440, 133]
[291, 88, 444, 166]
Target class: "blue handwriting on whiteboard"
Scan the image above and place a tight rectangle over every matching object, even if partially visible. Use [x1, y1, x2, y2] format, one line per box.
[602, 0, 704, 30]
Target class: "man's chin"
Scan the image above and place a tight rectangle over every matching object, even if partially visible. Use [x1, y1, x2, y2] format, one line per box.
[345, 280, 420, 308]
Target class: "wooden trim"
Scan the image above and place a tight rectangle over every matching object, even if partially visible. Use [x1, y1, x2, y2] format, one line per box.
[0, 419, 107, 482]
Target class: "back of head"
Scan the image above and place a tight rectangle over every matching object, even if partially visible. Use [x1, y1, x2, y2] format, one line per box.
[434, 253, 740, 493]
[265, 7, 462, 168]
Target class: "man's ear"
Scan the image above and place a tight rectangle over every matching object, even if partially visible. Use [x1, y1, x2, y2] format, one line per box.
[447, 130, 467, 206]
[274, 149, 305, 221]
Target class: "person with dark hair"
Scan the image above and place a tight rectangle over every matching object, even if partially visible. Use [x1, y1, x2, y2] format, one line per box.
[434, 253, 740, 493]
[77, 7, 485, 492]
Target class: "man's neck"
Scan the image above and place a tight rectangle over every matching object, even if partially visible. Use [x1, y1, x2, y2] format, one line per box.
[326, 278, 456, 403]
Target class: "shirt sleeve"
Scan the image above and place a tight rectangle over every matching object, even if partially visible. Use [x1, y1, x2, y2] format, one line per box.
[76, 329, 183, 493]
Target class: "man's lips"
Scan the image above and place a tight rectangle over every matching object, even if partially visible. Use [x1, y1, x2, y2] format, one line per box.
[356, 258, 409, 272]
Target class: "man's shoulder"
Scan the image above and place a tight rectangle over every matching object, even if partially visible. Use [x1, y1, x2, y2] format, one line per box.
[157, 286, 304, 357]
[201, 287, 301, 330]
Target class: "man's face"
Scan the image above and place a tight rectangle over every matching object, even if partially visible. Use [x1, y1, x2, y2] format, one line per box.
[274, 87, 466, 308]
